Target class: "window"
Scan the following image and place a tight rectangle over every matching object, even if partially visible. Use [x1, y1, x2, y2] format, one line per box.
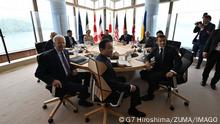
[135, 6, 145, 40]
[37, 0, 54, 41]
[168, 0, 220, 48]
[0, 0, 35, 54]
[78, 0, 94, 8]
[155, 3, 169, 36]
[66, 5, 76, 38]
[136, 0, 145, 5]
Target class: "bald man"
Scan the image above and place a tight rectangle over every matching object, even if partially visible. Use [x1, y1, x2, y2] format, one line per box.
[35, 35, 93, 107]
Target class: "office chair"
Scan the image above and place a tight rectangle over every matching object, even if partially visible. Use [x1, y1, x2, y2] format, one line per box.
[36, 54, 78, 124]
[42, 85, 78, 123]
[158, 47, 193, 111]
[35, 41, 48, 83]
[84, 58, 125, 124]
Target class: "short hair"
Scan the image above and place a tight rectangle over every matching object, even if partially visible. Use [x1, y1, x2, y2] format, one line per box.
[203, 12, 208, 17]
[99, 39, 111, 50]
[156, 30, 164, 35]
[156, 34, 167, 41]
[67, 30, 72, 33]
[204, 15, 212, 21]
[53, 35, 65, 43]
[86, 29, 91, 33]
[105, 29, 109, 32]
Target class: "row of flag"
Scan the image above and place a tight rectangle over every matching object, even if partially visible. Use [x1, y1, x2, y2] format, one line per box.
[77, 10, 147, 43]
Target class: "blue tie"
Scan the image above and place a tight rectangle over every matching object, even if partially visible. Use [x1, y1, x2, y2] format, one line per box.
[61, 52, 71, 76]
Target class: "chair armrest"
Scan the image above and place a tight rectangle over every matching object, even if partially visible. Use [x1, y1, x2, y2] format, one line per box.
[109, 92, 125, 107]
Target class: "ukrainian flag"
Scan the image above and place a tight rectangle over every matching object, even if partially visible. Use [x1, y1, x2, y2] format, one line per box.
[141, 11, 147, 41]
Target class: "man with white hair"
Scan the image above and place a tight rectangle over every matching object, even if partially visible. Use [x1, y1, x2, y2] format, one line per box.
[35, 35, 93, 107]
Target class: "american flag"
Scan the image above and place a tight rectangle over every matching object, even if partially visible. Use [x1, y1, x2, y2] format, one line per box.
[114, 14, 119, 41]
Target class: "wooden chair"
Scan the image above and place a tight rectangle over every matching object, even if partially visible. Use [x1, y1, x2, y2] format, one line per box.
[84, 58, 125, 124]
[158, 48, 193, 111]
[42, 85, 78, 123]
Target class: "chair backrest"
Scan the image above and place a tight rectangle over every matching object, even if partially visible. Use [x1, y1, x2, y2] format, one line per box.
[88, 58, 112, 102]
[167, 40, 181, 51]
[179, 47, 193, 74]
[35, 41, 48, 54]
[174, 48, 193, 85]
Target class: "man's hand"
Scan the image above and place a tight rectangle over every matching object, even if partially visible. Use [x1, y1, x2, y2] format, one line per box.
[130, 85, 136, 92]
[203, 52, 208, 58]
[166, 71, 175, 78]
[144, 61, 152, 69]
[52, 80, 62, 88]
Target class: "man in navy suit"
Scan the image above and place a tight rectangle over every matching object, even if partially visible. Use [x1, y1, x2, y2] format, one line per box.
[64, 30, 77, 48]
[35, 35, 93, 107]
[119, 30, 133, 44]
[140, 35, 182, 101]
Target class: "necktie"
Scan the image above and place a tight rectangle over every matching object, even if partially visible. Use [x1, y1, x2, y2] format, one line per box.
[159, 48, 164, 64]
[61, 52, 71, 76]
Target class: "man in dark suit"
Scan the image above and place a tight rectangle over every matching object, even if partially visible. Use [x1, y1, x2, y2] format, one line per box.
[35, 35, 93, 107]
[139, 31, 156, 48]
[64, 30, 77, 48]
[44, 32, 57, 51]
[119, 30, 133, 44]
[102, 29, 113, 42]
[140, 35, 182, 101]
[192, 13, 208, 57]
[96, 39, 146, 117]
[201, 29, 220, 90]
[194, 15, 215, 69]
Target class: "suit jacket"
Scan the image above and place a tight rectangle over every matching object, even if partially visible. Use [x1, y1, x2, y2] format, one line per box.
[96, 54, 130, 92]
[139, 36, 156, 48]
[64, 36, 77, 48]
[146, 45, 182, 73]
[102, 34, 113, 42]
[35, 48, 74, 86]
[195, 23, 215, 45]
[204, 29, 220, 55]
[44, 39, 54, 51]
[119, 34, 133, 44]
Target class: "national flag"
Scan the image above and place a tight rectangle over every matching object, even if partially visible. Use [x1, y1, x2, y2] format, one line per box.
[93, 12, 98, 43]
[123, 13, 127, 33]
[141, 11, 147, 41]
[78, 11, 83, 43]
[85, 12, 89, 31]
[99, 16, 103, 41]
[108, 13, 112, 33]
[114, 14, 119, 41]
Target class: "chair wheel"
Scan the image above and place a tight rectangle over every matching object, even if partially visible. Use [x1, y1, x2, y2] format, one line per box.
[42, 105, 47, 109]
[37, 79, 40, 83]
[184, 102, 189, 106]
[63, 102, 66, 106]
[48, 118, 53, 123]
[170, 105, 175, 111]
[85, 117, 90, 122]
[74, 109, 78, 113]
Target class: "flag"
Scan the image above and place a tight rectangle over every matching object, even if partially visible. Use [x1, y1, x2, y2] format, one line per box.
[132, 11, 135, 41]
[108, 13, 112, 33]
[141, 11, 147, 41]
[78, 11, 83, 43]
[114, 14, 119, 41]
[99, 16, 103, 41]
[85, 12, 89, 31]
[123, 13, 127, 33]
[93, 13, 98, 43]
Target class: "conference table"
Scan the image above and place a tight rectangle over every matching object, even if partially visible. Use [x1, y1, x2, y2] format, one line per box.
[69, 43, 151, 72]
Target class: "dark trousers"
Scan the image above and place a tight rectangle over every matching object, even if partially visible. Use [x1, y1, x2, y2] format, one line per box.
[202, 51, 220, 85]
[107, 77, 141, 109]
[197, 44, 204, 67]
[192, 42, 199, 57]
[140, 70, 169, 95]
[56, 72, 91, 99]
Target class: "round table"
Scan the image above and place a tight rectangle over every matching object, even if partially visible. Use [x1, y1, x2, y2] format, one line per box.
[69, 44, 149, 72]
